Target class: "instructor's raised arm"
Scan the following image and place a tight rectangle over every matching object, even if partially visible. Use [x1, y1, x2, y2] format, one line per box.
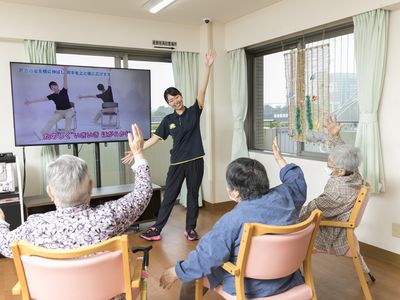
[63, 66, 68, 90]
[197, 49, 216, 108]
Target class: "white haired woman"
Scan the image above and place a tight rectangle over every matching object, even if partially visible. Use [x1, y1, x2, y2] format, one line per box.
[0, 124, 152, 258]
[299, 116, 363, 255]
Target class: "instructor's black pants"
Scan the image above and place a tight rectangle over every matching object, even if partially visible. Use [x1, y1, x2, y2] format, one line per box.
[154, 158, 204, 232]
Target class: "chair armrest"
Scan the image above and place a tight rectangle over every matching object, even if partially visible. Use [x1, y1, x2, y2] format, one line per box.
[12, 282, 21, 296]
[221, 262, 240, 276]
[131, 257, 143, 289]
[320, 220, 354, 228]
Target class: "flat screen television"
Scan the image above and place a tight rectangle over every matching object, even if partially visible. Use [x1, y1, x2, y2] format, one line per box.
[10, 62, 151, 146]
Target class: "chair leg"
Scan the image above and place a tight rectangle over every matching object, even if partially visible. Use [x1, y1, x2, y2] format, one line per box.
[195, 279, 203, 300]
[347, 231, 373, 300]
[360, 255, 376, 283]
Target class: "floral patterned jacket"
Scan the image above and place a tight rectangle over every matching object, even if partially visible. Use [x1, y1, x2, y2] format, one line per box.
[0, 160, 152, 258]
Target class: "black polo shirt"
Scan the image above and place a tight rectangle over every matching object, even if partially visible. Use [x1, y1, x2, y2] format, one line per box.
[155, 100, 204, 165]
[47, 88, 71, 110]
[96, 86, 114, 102]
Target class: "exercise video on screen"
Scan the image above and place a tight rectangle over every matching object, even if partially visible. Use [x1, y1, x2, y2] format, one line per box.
[10, 62, 151, 146]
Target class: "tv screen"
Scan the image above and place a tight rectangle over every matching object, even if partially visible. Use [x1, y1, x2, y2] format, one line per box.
[10, 62, 151, 146]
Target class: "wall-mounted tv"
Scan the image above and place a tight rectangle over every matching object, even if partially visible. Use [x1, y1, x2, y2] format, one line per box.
[10, 62, 151, 146]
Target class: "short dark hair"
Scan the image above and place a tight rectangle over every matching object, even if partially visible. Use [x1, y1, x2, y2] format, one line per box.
[48, 81, 58, 88]
[97, 84, 105, 91]
[163, 87, 182, 103]
[226, 157, 270, 201]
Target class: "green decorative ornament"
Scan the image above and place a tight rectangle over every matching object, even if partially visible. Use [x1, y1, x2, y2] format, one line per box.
[306, 95, 313, 130]
[296, 106, 302, 135]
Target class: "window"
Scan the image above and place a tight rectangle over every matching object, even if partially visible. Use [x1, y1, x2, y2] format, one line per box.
[128, 60, 174, 132]
[247, 23, 357, 157]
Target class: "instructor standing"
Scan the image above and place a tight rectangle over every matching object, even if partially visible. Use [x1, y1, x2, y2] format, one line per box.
[123, 49, 216, 241]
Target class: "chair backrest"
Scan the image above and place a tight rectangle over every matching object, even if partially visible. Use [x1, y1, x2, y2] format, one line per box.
[348, 180, 371, 228]
[237, 210, 322, 280]
[11, 235, 132, 300]
[102, 102, 118, 109]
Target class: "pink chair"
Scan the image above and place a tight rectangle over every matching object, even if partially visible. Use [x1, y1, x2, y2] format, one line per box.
[11, 234, 150, 300]
[195, 209, 322, 300]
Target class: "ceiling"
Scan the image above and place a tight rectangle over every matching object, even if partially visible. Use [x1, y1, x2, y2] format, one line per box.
[1, 0, 281, 25]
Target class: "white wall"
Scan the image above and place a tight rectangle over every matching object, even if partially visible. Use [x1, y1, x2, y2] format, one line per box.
[222, 0, 400, 254]
[0, 39, 44, 196]
[225, 0, 400, 51]
[0, 2, 200, 52]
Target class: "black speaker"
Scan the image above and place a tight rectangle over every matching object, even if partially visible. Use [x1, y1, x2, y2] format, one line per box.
[0, 200, 21, 230]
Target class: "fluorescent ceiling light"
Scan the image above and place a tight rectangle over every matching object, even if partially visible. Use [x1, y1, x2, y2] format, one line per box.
[149, 0, 176, 14]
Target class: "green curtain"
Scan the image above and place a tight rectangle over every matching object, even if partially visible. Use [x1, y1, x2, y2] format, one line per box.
[24, 40, 58, 195]
[171, 51, 202, 207]
[171, 51, 199, 105]
[229, 48, 249, 160]
[353, 10, 388, 193]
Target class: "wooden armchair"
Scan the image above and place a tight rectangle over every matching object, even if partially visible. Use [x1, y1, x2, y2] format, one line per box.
[318, 180, 375, 300]
[195, 209, 322, 300]
[11, 234, 151, 300]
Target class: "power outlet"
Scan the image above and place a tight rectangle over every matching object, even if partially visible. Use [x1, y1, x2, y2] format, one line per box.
[392, 223, 400, 238]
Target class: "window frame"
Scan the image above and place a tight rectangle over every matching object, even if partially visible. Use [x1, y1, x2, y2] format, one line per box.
[245, 20, 354, 160]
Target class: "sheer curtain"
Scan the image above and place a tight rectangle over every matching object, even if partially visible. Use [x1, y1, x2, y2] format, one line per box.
[171, 51, 202, 207]
[229, 48, 249, 159]
[25, 40, 58, 194]
[353, 9, 389, 193]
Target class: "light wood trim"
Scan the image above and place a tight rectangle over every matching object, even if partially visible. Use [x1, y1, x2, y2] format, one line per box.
[320, 220, 354, 228]
[11, 282, 21, 296]
[131, 257, 143, 288]
[347, 229, 372, 300]
[195, 279, 204, 300]
[221, 261, 240, 276]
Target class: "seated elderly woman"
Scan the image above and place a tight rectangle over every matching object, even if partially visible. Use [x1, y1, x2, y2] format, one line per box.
[299, 116, 362, 255]
[0, 124, 152, 258]
[159, 139, 307, 299]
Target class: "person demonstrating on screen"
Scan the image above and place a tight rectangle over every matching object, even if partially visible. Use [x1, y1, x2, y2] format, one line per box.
[159, 139, 307, 299]
[0, 124, 152, 258]
[25, 66, 74, 139]
[122, 49, 216, 242]
[79, 70, 116, 124]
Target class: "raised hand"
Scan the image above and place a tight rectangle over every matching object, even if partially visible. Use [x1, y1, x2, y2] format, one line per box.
[121, 150, 134, 165]
[128, 124, 144, 160]
[205, 49, 216, 68]
[324, 115, 344, 138]
[272, 136, 287, 168]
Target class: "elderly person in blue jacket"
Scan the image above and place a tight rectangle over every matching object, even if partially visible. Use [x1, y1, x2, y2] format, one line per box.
[160, 138, 307, 299]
